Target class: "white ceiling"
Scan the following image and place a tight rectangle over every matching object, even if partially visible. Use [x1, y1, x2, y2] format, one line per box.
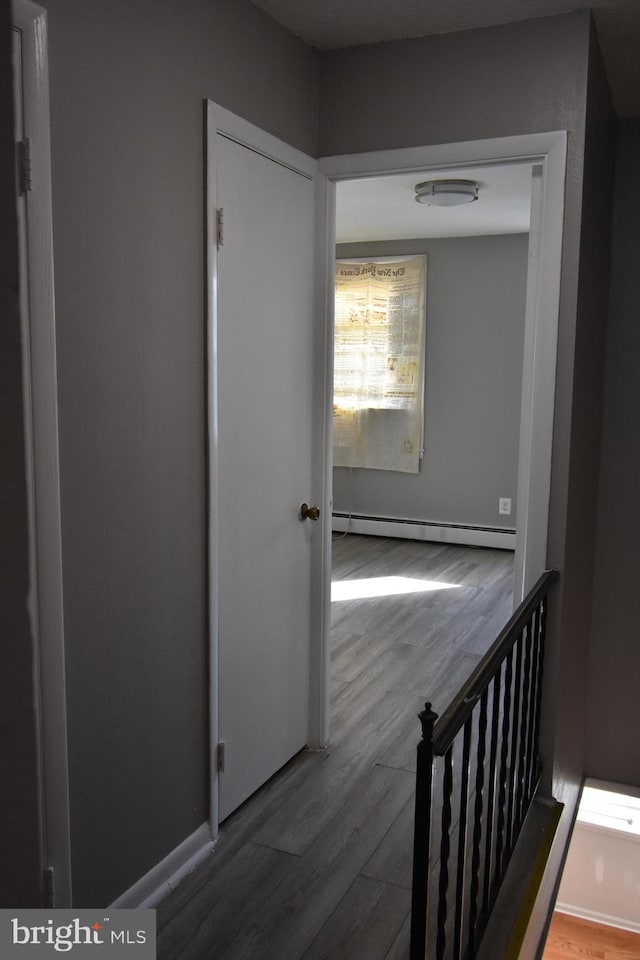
[336, 162, 532, 242]
[250, 0, 640, 118]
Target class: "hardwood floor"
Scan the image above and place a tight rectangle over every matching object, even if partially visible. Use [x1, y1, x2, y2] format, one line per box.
[542, 911, 640, 960]
[156, 535, 514, 960]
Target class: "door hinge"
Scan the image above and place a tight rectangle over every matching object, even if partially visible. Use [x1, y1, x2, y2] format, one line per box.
[19, 137, 33, 194]
[217, 741, 226, 773]
[216, 207, 224, 248]
[44, 866, 55, 908]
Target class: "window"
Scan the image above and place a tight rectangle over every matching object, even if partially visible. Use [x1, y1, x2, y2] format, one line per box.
[333, 256, 427, 472]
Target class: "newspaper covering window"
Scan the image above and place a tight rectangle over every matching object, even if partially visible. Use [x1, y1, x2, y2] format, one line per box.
[333, 256, 426, 472]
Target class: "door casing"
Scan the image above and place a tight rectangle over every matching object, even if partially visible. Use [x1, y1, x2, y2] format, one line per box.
[206, 123, 565, 835]
[318, 130, 566, 720]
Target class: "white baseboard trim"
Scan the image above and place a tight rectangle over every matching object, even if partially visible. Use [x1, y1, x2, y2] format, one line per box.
[332, 513, 516, 550]
[109, 822, 215, 909]
[554, 903, 640, 935]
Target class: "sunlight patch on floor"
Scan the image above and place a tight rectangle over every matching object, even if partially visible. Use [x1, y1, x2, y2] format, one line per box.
[331, 575, 461, 602]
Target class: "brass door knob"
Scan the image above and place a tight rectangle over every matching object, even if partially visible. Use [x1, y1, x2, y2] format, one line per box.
[300, 502, 320, 521]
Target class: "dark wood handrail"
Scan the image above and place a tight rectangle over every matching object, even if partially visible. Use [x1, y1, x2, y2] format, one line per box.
[433, 570, 558, 756]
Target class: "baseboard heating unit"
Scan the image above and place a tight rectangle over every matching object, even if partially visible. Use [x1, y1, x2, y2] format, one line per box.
[332, 512, 516, 550]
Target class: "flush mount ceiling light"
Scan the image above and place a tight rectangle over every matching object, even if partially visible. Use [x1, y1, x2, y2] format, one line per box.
[415, 179, 479, 207]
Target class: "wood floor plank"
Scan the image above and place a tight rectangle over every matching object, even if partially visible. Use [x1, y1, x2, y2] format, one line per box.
[455, 548, 513, 587]
[361, 794, 415, 890]
[330, 677, 349, 701]
[253, 689, 425, 855]
[330, 642, 424, 744]
[215, 765, 415, 960]
[542, 912, 640, 960]
[301, 876, 411, 960]
[375, 710, 421, 774]
[400, 650, 482, 712]
[461, 600, 515, 656]
[331, 535, 454, 583]
[331, 627, 398, 684]
[393, 586, 485, 649]
[157, 842, 298, 960]
[331, 589, 441, 643]
[156, 536, 514, 960]
[156, 748, 323, 931]
[383, 910, 411, 960]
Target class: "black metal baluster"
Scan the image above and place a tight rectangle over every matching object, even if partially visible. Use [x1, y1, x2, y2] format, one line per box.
[437, 747, 454, 960]
[453, 719, 472, 960]
[531, 597, 548, 788]
[482, 670, 501, 918]
[494, 649, 512, 894]
[516, 616, 534, 824]
[411, 703, 438, 960]
[524, 607, 540, 803]
[506, 637, 524, 855]
[468, 691, 488, 955]
[408, 572, 557, 960]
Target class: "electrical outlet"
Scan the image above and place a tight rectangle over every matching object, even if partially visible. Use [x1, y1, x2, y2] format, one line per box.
[499, 497, 512, 516]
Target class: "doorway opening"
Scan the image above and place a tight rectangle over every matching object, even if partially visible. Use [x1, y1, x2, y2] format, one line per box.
[204, 117, 565, 847]
[317, 130, 566, 749]
[327, 158, 533, 728]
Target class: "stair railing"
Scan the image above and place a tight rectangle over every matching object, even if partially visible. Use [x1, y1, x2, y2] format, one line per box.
[410, 570, 558, 960]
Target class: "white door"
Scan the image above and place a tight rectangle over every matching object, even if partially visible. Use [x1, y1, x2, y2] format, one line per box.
[207, 105, 327, 822]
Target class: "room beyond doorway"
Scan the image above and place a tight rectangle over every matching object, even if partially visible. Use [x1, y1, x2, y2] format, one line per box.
[331, 534, 514, 725]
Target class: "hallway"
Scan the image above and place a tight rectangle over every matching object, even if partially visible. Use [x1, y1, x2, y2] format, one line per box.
[156, 536, 514, 959]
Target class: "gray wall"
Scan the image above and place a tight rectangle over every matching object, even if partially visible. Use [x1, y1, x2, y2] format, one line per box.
[319, 13, 590, 156]
[4, 0, 618, 908]
[1, 7, 43, 908]
[333, 235, 528, 530]
[320, 11, 611, 825]
[546, 23, 615, 804]
[42, 0, 318, 906]
[586, 118, 640, 784]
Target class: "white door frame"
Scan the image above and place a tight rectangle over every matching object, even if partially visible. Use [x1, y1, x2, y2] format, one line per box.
[205, 101, 331, 834]
[12, 0, 71, 906]
[319, 130, 566, 733]
[206, 123, 565, 832]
